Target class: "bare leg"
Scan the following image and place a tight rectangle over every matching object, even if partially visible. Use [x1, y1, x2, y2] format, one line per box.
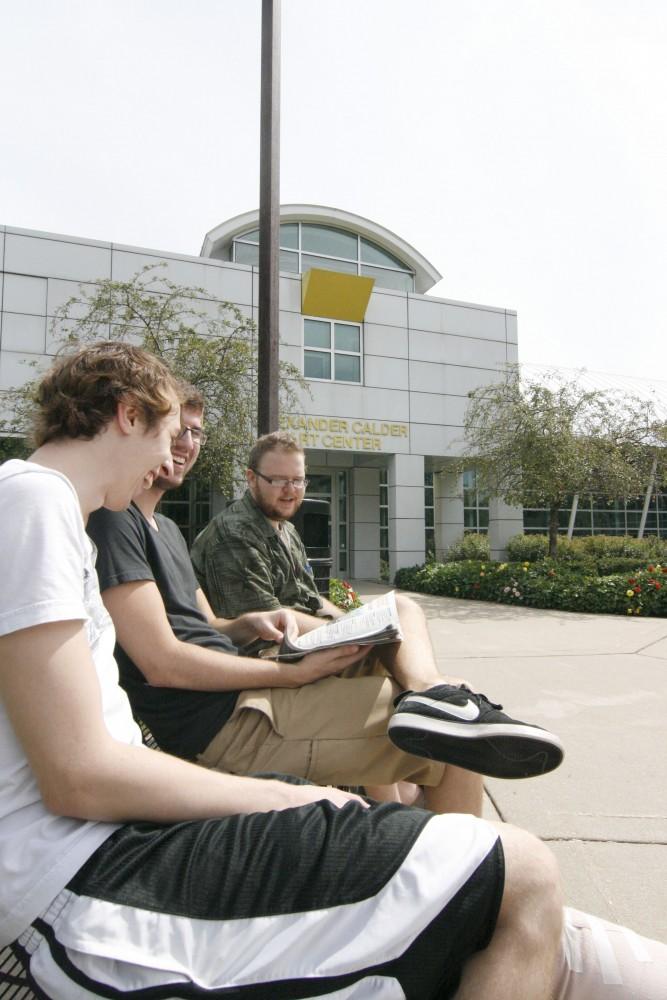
[368, 769, 483, 816]
[377, 594, 465, 691]
[395, 780, 424, 806]
[364, 783, 407, 803]
[300, 597, 484, 814]
[365, 781, 423, 806]
[455, 824, 564, 1000]
[373, 597, 484, 815]
[424, 765, 484, 816]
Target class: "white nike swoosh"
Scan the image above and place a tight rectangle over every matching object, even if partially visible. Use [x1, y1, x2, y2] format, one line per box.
[406, 694, 481, 721]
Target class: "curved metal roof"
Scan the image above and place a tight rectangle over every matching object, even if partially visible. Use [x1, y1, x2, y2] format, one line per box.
[200, 204, 442, 293]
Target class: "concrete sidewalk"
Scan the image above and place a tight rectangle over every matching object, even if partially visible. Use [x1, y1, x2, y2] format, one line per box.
[352, 581, 667, 943]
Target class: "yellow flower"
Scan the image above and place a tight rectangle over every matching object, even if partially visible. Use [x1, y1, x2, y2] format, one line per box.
[522, 567, 528, 572]
[627, 608, 633, 614]
[626, 589, 634, 597]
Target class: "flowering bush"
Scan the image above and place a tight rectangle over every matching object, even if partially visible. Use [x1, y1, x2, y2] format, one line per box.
[394, 559, 667, 617]
[328, 578, 363, 611]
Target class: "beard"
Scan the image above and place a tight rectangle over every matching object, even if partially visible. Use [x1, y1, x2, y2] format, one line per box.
[253, 489, 304, 522]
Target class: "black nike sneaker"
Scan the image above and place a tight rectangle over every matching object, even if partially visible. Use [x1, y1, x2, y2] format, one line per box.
[387, 683, 564, 779]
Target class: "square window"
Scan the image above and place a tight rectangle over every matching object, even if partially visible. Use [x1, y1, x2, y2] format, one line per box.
[304, 351, 331, 379]
[303, 317, 362, 385]
[304, 319, 331, 349]
[335, 354, 360, 382]
[334, 324, 360, 352]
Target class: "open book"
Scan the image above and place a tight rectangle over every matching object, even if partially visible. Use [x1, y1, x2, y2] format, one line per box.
[262, 590, 403, 661]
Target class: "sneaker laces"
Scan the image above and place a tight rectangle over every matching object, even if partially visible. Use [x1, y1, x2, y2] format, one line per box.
[458, 684, 503, 712]
[394, 683, 503, 711]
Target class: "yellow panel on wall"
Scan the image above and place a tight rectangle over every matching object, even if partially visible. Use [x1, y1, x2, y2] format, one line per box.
[301, 268, 375, 322]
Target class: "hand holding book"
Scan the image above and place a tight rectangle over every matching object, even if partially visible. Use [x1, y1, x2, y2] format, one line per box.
[268, 591, 403, 661]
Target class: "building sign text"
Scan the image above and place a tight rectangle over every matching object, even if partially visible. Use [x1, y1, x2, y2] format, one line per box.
[280, 414, 408, 452]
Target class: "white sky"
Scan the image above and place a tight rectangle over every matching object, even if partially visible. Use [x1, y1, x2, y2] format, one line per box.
[2, 0, 666, 381]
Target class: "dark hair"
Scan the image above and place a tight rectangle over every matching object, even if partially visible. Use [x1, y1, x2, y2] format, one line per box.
[32, 341, 179, 446]
[175, 379, 205, 415]
[248, 431, 305, 471]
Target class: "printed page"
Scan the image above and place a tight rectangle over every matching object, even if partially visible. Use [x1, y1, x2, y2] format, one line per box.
[285, 591, 402, 653]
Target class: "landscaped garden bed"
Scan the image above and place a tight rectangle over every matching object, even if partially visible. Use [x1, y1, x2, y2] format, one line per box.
[394, 535, 667, 617]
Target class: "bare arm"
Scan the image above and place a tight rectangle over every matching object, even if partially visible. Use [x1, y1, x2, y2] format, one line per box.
[196, 586, 335, 641]
[102, 580, 366, 690]
[0, 621, 366, 823]
[318, 596, 346, 619]
[195, 587, 295, 645]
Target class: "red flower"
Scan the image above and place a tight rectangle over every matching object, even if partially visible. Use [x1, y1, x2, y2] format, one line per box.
[633, 586, 642, 594]
[647, 565, 655, 572]
[662, 567, 667, 574]
[627, 578, 636, 585]
[655, 583, 662, 590]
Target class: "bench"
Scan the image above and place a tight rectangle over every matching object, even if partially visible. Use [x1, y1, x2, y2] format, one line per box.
[0, 946, 33, 998]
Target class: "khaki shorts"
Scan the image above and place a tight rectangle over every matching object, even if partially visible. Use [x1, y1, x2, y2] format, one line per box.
[197, 658, 445, 788]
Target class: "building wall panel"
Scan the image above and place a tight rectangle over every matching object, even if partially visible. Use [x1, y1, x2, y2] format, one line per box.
[4, 232, 111, 283]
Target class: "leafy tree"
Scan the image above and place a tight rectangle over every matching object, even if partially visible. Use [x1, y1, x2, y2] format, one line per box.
[459, 368, 658, 556]
[0, 265, 304, 495]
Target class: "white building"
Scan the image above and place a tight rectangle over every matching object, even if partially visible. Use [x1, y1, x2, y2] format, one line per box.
[0, 205, 524, 579]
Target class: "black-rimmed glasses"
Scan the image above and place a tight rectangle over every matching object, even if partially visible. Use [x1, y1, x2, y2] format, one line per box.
[176, 426, 207, 446]
[251, 469, 308, 489]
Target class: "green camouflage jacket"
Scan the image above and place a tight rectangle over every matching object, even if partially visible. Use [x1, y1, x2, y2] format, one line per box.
[190, 491, 322, 618]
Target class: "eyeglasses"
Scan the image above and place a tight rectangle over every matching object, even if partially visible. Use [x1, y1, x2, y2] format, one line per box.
[251, 469, 309, 490]
[176, 426, 207, 446]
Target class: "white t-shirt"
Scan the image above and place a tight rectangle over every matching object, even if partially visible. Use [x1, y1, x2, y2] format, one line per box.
[0, 460, 142, 946]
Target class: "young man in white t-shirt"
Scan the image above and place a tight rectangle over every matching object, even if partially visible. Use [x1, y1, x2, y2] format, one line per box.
[0, 341, 664, 1000]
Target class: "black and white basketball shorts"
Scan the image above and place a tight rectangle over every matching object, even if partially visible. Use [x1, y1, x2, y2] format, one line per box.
[13, 787, 504, 999]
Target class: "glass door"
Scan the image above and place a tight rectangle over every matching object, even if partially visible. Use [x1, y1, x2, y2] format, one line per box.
[305, 470, 349, 579]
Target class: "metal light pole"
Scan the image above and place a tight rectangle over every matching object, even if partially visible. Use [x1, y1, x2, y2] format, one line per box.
[257, 0, 281, 435]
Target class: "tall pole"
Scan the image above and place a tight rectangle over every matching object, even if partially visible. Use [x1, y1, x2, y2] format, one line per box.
[257, 0, 281, 435]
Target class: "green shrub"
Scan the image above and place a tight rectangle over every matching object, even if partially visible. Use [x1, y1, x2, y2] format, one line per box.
[506, 534, 549, 561]
[445, 533, 490, 562]
[569, 535, 667, 560]
[594, 557, 653, 576]
[506, 533, 667, 565]
[394, 558, 667, 617]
